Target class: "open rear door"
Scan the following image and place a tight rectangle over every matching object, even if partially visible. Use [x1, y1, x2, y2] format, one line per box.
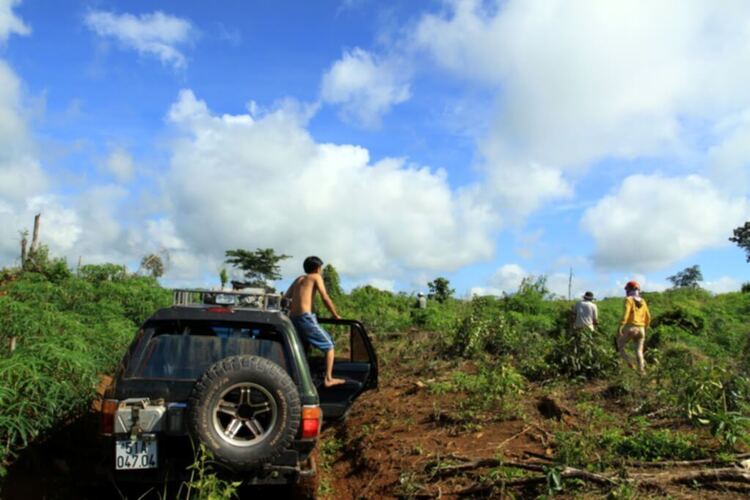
[310, 319, 378, 421]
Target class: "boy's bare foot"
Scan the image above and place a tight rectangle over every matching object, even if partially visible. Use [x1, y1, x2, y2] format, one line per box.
[324, 377, 346, 388]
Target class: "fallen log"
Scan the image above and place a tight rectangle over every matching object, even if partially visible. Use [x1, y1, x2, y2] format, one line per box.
[631, 467, 750, 486]
[428, 458, 543, 479]
[449, 465, 616, 496]
[624, 452, 750, 468]
[447, 465, 750, 497]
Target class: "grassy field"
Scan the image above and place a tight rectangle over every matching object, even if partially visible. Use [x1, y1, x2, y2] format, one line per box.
[316, 279, 750, 498]
[0, 260, 748, 497]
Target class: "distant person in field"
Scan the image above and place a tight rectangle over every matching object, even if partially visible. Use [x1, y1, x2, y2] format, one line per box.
[572, 291, 598, 331]
[416, 292, 427, 309]
[617, 280, 651, 374]
[284, 256, 345, 388]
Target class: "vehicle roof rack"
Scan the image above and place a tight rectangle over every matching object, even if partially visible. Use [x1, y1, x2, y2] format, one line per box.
[172, 288, 283, 311]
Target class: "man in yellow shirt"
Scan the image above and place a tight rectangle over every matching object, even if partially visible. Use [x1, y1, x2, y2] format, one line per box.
[617, 280, 651, 374]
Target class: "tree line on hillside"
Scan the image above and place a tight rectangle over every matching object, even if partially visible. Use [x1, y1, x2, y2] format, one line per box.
[222, 214, 750, 297]
[13, 214, 750, 296]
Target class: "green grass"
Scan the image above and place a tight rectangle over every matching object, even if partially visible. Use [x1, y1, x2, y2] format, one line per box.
[0, 266, 170, 474]
[2, 255, 749, 483]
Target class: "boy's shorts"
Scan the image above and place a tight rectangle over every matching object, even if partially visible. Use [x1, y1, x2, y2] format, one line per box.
[290, 313, 335, 352]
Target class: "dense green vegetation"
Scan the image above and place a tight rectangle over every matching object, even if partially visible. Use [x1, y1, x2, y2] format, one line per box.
[0, 262, 171, 474]
[1, 252, 748, 497]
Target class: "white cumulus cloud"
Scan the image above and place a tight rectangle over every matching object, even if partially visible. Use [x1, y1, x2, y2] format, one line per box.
[0, 0, 29, 42]
[703, 276, 741, 294]
[321, 48, 411, 127]
[415, 0, 750, 168]
[408, 0, 750, 227]
[84, 10, 194, 69]
[104, 147, 136, 183]
[0, 54, 49, 265]
[470, 263, 526, 296]
[0, 60, 46, 204]
[707, 109, 750, 195]
[581, 175, 750, 271]
[163, 89, 496, 282]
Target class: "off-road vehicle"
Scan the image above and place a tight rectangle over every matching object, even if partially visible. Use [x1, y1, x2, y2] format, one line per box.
[99, 289, 377, 488]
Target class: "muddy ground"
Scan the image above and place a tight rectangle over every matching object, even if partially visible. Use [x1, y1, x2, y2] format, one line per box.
[318, 330, 750, 499]
[2, 330, 749, 499]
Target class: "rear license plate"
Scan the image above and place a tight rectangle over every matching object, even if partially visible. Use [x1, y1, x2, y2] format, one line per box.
[115, 438, 158, 470]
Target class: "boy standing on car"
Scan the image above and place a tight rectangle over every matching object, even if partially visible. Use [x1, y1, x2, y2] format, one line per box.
[284, 256, 346, 387]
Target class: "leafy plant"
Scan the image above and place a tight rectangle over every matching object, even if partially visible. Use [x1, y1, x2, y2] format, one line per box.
[429, 362, 525, 416]
[548, 326, 617, 380]
[184, 444, 241, 499]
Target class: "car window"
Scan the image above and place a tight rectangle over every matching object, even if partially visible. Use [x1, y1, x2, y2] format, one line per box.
[126, 320, 289, 379]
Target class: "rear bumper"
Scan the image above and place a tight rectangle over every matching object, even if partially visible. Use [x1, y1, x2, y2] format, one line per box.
[105, 435, 316, 486]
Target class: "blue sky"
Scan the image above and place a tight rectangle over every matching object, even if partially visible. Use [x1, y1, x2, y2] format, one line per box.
[1, 0, 749, 298]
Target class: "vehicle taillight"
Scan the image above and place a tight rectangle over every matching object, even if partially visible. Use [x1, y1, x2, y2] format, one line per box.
[207, 307, 234, 313]
[300, 405, 322, 439]
[100, 399, 118, 435]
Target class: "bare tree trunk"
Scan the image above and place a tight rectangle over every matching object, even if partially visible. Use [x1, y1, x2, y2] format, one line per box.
[20, 234, 27, 267]
[30, 213, 41, 253]
[9, 336, 16, 353]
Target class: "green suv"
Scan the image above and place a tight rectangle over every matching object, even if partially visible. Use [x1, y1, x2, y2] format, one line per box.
[99, 290, 378, 488]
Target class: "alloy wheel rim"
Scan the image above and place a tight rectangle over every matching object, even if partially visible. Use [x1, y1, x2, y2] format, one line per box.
[212, 382, 278, 447]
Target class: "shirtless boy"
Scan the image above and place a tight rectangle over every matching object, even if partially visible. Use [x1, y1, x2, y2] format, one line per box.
[284, 256, 345, 387]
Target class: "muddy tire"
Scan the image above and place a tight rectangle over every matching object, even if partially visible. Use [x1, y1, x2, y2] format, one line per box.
[187, 355, 301, 470]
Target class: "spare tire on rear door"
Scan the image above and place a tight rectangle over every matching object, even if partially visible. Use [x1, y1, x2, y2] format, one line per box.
[187, 355, 301, 470]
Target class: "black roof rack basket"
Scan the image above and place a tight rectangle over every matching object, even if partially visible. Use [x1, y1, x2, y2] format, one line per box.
[172, 288, 283, 311]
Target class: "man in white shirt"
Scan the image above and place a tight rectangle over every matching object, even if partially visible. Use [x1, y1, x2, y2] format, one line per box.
[573, 291, 598, 331]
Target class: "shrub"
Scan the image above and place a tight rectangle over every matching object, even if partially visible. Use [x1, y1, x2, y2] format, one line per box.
[448, 296, 516, 357]
[78, 263, 128, 283]
[503, 276, 550, 314]
[340, 285, 413, 334]
[652, 306, 705, 335]
[429, 361, 525, 413]
[655, 345, 750, 449]
[556, 427, 706, 467]
[547, 326, 617, 380]
[600, 428, 704, 461]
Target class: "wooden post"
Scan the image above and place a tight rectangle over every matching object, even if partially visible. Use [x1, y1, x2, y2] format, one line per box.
[568, 267, 573, 301]
[30, 213, 41, 253]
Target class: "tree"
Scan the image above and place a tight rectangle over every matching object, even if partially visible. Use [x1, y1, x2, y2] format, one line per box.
[730, 221, 750, 262]
[219, 268, 228, 289]
[427, 277, 454, 303]
[224, 248, 290, 289]
[322, 264, 343, 298]
[667, 265, 703, 289]
[139, 254, 165, 278]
